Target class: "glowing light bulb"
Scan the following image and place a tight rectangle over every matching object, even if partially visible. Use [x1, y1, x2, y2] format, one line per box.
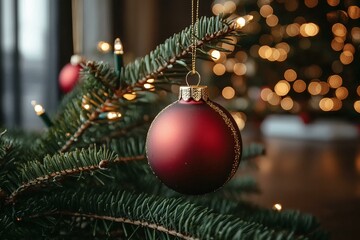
[114, 38, 124, 54]
[210, 50, 221, 61]
[123, 92, 137, 101]
[236, 17, 246, 28]
[144, 83, 155, 89]
[107, 112, 122, 120]
[83, 104, 90, 110]
[272, 203, 282, 211]
[31, 100, 45, 115]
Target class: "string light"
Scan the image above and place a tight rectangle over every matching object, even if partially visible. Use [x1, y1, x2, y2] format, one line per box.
[144, 83, 155, 89]
[114, 38, 124, 77]
[83, 104, 90, 110]
[123, 92, 137, 101]
[272, 203, 282, 211]
[106, 112, 122, 120]
[210, 50, 221, 61]
[31, 100, 53, 127]
[235, 17, 246, 28]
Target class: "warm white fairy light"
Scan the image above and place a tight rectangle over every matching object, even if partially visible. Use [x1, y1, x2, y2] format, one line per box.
[144, 83, 155, 89]
[83, 104, 90, 110]
[272, 203, 282, 211]
[107, 112, 122, 120]
[123, 92, 137, 101]
[210, 50, 221, 61]
[31, 100, 45, 115]
[114, 38, 124, 54]
[236, 17, 246, 28]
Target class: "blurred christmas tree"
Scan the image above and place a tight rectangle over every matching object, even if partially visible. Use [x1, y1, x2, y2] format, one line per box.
[0, 11, 328, 240]
[207, 0, 359, 127]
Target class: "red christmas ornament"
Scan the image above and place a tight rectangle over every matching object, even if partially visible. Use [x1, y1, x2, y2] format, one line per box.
[299, 112, 312, 125]
[146, 86, 242, 195]
[59, 55, 83, 93]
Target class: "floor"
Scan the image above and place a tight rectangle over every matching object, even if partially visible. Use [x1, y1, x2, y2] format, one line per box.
[241, 133, 360, 239]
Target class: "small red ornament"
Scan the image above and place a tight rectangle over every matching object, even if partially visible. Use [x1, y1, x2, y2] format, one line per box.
[146, 85, 242, 195]
[59, 55, 83, 93]
[299, 112, 312, 125]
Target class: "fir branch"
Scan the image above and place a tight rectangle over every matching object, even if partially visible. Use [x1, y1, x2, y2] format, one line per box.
[59, 15, 250, 153]
[5, 147, 117, 204]
[29, 211, 196, 240]
[16, 189, 302, 240]
[114, 155, 146, 162]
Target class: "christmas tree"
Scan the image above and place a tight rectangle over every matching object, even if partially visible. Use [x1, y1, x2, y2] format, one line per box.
[0, 14, 327, 239]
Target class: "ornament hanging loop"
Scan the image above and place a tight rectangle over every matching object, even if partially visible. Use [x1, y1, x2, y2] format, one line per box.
[186, 71, 201, 86]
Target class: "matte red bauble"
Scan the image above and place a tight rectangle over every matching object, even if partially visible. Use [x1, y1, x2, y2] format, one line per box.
[146, 86, 242, 195]
[59, 55, 83, 93]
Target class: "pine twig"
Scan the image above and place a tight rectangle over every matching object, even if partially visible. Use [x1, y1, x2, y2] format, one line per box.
[60, 17, 244, 153]
[5, 154, 144, 204]
[27, 211, 197, 240]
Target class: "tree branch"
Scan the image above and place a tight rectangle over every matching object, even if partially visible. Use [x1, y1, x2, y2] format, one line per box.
[60, 18, 240, 153]
[26, 211, 197, 240]
[6, 155, 145, 204]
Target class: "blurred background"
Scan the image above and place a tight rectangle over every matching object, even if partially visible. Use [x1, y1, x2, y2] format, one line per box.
[1, 0, 360, 239]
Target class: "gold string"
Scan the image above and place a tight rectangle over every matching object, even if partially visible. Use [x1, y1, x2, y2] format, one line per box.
[191, 0, 199, 74]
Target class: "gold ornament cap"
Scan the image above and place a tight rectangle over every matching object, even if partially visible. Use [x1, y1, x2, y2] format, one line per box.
[179, 85, 209, 102]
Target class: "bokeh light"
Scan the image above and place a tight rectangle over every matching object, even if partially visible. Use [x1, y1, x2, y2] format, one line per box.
[213, 63, 226, 76]
[222, 86, 236, 99]
[327, 75, 342, 88]
[284, 69, 297, 82]
[274, 80, 291, 96]
[354, 100, 360, 113]
[281, 97, 294, 110]
[293, 79, 307, 93]
[335, 87, 348, 100]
